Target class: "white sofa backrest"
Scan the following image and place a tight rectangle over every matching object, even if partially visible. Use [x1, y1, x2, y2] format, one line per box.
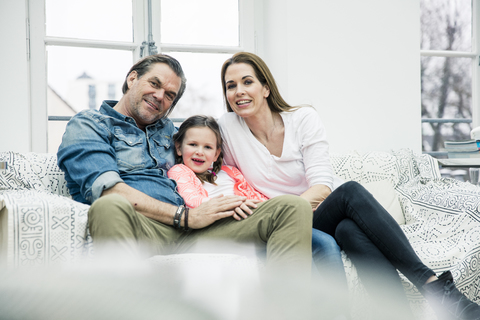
[0, 152, 70, 197]
[1, 148, 441, 202]
[330, 149, 442, 225]
[330, 149, 441, 186]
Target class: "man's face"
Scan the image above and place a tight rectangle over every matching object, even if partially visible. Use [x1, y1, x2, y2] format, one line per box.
[121, 63, 182, 130]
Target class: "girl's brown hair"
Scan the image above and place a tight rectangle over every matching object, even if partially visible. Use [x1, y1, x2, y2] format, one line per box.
[173, 115, 223, 184]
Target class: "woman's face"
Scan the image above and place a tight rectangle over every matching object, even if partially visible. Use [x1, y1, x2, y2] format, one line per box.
[224, 63, 270, 118]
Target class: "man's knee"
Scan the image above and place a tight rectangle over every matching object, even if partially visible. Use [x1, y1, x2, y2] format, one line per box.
[268, 194, 312, 215]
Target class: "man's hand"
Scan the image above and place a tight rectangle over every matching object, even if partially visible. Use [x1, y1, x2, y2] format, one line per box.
[187, 195, 246, 229]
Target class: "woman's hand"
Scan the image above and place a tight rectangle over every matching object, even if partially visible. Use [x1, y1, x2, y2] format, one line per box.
[233, 199, 263, 220]
[300, 184, 331, 211]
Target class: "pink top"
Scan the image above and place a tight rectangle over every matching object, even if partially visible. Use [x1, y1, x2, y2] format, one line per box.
[167, 164, 269, 208]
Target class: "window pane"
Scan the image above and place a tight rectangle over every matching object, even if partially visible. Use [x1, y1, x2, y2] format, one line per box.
[166, 52, 233, 119]
[421, 56, 472, 152]
[420, 0, 472, 51]
[161, 0, 239, 46]
[47, 46, 132, 153]
[46, 0, 133, 42]
[47, 46, 132, 112]
[48, 120, 69, 153]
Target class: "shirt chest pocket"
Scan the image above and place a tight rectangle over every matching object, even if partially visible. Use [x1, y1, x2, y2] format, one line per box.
[152, 136, 175, 170]
[113, 132, 146, 172]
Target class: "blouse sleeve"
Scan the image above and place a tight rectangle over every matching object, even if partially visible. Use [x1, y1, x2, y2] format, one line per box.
[167, 164, 210, 208]
[297, 107, 334, 191]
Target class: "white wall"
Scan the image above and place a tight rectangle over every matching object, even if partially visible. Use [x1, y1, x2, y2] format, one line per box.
[259, 0, 422, 154]
[0, 0, 31, 152]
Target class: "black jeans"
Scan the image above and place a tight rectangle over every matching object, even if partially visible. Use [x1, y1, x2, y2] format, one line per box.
[313, 181, 435, 306]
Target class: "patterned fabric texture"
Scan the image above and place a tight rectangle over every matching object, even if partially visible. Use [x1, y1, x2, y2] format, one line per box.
[331, 149, 480, 319]
[1, 149, 480, 319]
[0, 152, 93, 267]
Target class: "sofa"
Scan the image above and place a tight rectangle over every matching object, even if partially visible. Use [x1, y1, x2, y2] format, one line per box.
[1, 148, 480, 319]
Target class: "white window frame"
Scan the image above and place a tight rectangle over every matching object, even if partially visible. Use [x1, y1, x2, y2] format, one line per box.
[420, 0, 480, 155]
[28, 0, 255, 153]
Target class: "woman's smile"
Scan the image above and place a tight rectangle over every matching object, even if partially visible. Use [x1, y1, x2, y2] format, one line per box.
[236, 99, 252, 108]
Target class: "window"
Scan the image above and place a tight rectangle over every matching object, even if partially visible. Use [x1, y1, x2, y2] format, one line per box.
[420, 0, 479, 159]
[29, 0, 254, 153]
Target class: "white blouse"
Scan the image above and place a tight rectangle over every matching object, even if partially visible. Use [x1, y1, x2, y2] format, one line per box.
[218, 106, 334, 199]
[203, 170, 236, 198]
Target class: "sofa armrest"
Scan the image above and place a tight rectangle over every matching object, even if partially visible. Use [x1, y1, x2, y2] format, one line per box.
[0, 190, 93, 267]
[0, 198, 6, 264]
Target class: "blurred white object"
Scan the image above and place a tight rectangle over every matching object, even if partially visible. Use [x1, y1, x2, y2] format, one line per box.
[469, 168, 480, 186]
[471, 126, 480, 140]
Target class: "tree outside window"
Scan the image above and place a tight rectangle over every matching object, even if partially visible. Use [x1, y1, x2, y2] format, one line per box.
[420, 0, 473, 154]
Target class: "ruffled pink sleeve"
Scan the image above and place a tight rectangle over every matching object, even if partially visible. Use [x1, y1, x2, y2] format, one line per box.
[223, 165, 269, 201]
[167, 164, 209, 208]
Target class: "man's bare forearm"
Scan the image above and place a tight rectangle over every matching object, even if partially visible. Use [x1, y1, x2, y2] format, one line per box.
[102, 182, 177, 225]
[101, 182, 247, 229]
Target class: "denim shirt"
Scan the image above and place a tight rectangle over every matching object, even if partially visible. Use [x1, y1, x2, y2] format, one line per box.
[57, 100, 184, 206]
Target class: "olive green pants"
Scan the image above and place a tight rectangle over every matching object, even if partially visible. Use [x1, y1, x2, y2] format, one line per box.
[88, 194, 312, 274]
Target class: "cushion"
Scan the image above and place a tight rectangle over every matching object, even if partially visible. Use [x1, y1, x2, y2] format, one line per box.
[362, 179, 405, 225]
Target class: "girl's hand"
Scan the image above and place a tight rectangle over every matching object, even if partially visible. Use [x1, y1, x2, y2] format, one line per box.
[233, 199, 262, 220]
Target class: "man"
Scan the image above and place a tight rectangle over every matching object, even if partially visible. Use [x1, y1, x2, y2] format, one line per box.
[57, 54, 312, 274]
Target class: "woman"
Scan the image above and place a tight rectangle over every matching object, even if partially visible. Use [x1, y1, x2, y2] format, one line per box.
[218, 52, 480, 320]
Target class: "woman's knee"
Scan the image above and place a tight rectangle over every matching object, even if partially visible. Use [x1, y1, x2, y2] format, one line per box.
[336, 180, 365, 195]
[334, 181, 374, 206]
[334, 219, 359, 247]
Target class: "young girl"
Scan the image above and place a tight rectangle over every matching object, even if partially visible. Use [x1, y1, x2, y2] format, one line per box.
[169, 115, 350, 317]
[167, 115, 268, 212]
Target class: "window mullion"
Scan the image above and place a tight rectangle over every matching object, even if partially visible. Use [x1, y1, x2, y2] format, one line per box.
[29, 0, 48, 153]
[149, 0, 161, 54]
[138, 0, 159, 57]
[473, 0, 480, 128]
[160, 43, 245, 54]
[133, 0, 146, 61]
[420, 50, 476, 58]
[239, 0, 255, 52]
[44, 37, 138, 51]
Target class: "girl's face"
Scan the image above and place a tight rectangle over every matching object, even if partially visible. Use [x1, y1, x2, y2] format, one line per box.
[224, 63, 270, 119]
[176, 127, 221, 174]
